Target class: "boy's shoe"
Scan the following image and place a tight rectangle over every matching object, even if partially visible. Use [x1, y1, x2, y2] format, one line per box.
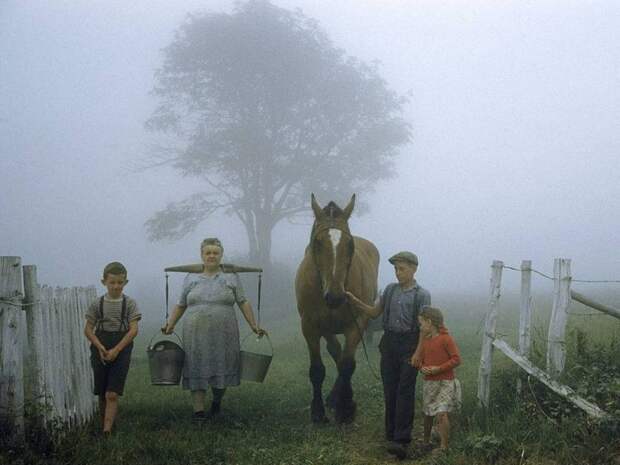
[192, 411, 206, 423]
[386, 442, 408, 460]
[406, 442, 433, 458]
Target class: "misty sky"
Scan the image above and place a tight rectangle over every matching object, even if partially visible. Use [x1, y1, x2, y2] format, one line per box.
[1, 1, 619, 306]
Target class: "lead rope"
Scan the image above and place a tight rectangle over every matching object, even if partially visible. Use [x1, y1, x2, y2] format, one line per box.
[257, 272, 262, 329]
[165, 273, 169, 322]
[350, 309, 382, 382]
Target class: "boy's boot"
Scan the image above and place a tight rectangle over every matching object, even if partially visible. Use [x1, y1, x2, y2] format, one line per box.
[387, 441, 408, 460]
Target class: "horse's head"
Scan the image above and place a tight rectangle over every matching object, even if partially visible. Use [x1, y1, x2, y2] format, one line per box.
[309, 193, 356, 309]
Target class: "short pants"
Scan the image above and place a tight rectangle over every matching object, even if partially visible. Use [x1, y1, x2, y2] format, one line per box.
[90, 331, 133, 396]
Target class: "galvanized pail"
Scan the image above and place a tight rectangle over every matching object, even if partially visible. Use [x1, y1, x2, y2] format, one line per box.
[240, 333, 273, 383]
[147, 332, 185, 385]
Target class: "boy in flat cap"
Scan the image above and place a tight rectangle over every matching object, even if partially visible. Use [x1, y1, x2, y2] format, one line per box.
[346, 251, 430, 459]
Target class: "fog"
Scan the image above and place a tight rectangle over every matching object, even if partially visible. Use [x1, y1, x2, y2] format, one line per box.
[2, 1, 619, 320]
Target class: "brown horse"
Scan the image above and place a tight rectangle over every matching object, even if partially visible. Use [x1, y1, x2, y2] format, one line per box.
[295, 194, 379, 423]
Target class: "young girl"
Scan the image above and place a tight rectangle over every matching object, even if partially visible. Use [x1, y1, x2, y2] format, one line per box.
[413, 306, 461, 453]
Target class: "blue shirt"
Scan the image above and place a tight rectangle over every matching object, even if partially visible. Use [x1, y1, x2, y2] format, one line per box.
[381, 282, 431, 333]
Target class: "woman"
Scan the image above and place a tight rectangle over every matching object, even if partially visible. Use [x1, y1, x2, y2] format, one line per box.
[163, 237, 266, 421]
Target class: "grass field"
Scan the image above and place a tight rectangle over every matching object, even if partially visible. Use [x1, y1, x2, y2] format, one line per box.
[3, 292, 619, 465]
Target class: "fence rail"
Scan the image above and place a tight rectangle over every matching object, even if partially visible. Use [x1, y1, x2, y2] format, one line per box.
[477, 258, 618, 420]
[0, 257, 97, 446]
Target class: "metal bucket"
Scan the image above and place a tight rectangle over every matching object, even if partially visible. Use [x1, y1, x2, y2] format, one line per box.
[240, 333, 273, 383]
[147, 333, 185, 385]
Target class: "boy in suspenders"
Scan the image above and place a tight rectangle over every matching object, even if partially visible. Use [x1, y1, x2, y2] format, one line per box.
[346, 251, 431, 459]
[84, 262, 141, 435]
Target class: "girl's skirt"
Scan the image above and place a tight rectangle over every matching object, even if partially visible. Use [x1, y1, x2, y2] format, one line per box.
[423, 378, 462, 416]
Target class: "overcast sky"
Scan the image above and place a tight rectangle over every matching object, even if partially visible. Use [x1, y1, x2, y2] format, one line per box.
[1, 1, 619, 307]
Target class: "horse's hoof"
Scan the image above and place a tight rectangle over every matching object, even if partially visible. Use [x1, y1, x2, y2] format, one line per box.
[311, 399, 327, 424]
[311, 413, 329, 424]
[335, 413, 354, 424]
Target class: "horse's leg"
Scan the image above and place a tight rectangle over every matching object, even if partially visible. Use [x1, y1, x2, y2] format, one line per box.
[324, 334, 342, 409]
[333, 327, 361, 423]
[303, 326, 328, 423]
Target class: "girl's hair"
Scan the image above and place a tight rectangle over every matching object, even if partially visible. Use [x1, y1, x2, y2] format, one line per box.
[419, 306, 444, 328]
[103, 261, 127, 279]
[201, 237, 223, 254]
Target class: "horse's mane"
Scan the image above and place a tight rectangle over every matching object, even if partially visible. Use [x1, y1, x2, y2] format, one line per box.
[324, 201, 343, 218]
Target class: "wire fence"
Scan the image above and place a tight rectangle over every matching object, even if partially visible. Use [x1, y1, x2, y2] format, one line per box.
[501, 264, 620, 284]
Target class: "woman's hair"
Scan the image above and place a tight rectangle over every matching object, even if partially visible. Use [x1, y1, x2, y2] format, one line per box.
[103, 261, 127, 279]
[200, 237, 223, 254]
[419, 306, 444, 329]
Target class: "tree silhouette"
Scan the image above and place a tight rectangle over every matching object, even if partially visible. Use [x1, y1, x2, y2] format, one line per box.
[146, 0, 411, 267]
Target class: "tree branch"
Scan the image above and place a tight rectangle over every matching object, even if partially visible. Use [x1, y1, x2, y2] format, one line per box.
[145, 193, 232, 242]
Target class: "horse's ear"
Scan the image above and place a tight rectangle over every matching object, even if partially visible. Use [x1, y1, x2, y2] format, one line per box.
[343, 194, 356, 219]
[311, 193, 323, 219]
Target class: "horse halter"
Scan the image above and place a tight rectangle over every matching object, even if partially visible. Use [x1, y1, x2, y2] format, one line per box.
[310, 206, 354, 294]
[310, 203, 352, 242]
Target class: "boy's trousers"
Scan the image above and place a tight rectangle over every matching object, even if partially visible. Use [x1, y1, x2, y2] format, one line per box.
[379, 330, 419, 444]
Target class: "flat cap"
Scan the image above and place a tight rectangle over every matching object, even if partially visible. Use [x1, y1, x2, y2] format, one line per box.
[388, 251, 418, 266]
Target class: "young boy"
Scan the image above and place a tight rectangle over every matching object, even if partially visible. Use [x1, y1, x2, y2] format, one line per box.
[84, 262, 141, 434]
[414, 306, 461, 453]
[346, 251, 430, 460]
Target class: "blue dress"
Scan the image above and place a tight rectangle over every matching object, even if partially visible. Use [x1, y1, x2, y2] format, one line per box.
[178, 272, 247, 390]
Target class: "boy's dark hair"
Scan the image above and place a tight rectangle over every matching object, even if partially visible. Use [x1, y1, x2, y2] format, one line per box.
[419, 306, 444, 328]
[103, 261, 127, 279]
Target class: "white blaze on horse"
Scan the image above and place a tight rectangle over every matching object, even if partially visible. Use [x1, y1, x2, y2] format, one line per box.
[295, 194, 379, 423]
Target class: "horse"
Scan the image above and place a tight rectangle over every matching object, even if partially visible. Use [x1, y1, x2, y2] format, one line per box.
[295, 194, 379, 423]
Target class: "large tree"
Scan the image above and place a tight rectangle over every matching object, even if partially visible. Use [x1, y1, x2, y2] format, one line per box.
[146, 0, 411, 267]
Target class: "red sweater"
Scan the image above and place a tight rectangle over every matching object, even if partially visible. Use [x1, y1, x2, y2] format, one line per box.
[420, 326, 461, 381]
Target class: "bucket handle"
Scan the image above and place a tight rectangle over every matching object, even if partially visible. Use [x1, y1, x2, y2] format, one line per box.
[148, 330, 183, 350]
[154, 272, 184, 349]
[241, 332, 273, 356]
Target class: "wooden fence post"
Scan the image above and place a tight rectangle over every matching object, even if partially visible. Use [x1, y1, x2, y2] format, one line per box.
[67, 287, 82, 426]
[517, 260, 533, 394]
[477, 260, 503, 408]
[51, 287, 66, 422]
[23, 266, 47, 427]
[39, 285, 54, 426]
[58, 288, 73, 425]
[518, 260, 533, 357]
[546, 258, 571, 378]
[87, 286, 98, 414]
[0, 256, 25, 445]
[79, 287, 97, 422]
[70, 288, 84, 425]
